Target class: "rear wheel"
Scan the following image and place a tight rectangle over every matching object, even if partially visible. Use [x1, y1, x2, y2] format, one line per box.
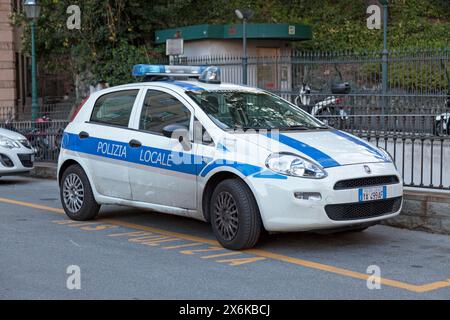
[60, 164, 100, 221]
[210, 179, 262, 250]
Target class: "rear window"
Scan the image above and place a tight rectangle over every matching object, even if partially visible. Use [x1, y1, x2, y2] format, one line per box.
[90, 90, 139, 127]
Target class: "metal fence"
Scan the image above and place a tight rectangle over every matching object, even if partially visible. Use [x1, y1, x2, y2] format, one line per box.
[0, 101, 76, 122]
[0, 120, 68, 162]
[179, 48, 450, 133]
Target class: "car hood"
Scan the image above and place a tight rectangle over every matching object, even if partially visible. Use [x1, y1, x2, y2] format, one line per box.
[235, 130, 390, 168]
[0, 128, 26, 141]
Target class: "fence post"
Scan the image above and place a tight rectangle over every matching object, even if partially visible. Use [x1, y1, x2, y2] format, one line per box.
[381, 2, 389, 118]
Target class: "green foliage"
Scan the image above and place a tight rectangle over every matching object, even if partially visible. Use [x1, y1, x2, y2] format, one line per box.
[13, 0, 450, 86]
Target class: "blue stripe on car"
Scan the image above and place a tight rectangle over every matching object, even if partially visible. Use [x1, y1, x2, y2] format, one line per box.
[331, 130, 390, 162]
[198, 159, 261, 177]
[62, 133, 281, 179]
[262, 132, 340, 168]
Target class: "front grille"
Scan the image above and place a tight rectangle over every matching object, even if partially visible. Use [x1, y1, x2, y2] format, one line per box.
[334, 175, 399, 190]
[17, 154, 33, 168]
[325, 197, 402, 221]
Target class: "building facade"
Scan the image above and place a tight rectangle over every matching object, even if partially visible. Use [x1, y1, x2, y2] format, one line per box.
[0, 0, 31, 120]
[155, 24, 312, 93]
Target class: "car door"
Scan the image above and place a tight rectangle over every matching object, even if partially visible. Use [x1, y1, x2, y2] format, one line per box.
[80, 88, 142, 200]
[128, 87, 197, 209]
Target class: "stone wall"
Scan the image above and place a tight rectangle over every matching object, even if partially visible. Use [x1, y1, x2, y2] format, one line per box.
[384, 190, 450, 234]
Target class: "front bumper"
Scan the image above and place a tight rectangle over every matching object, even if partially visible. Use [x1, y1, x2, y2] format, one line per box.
[246, 162, 403, 232]
[0, 147, 34, 175]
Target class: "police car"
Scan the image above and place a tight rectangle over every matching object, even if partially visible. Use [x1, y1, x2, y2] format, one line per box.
[0, 128, 34, 177]
[58, 65, 403, 250]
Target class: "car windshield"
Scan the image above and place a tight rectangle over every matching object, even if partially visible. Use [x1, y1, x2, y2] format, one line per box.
[186, 90, 327, 131]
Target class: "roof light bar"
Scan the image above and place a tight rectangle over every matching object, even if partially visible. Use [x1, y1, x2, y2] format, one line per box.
[132, 65, 207, 78]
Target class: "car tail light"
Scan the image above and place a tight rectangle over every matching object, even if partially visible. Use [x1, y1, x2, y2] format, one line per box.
[70, 97, 89, 122]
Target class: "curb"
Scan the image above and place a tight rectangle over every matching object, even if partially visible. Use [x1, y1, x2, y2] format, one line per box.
[29, 162, 57, 180]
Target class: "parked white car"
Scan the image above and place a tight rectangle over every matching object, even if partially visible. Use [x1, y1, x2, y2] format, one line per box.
[0, 128, 35, 177]
[57, 65, 403, 250]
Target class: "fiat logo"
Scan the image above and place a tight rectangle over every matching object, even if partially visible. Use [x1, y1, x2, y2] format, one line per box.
[364, 165, 372, 174]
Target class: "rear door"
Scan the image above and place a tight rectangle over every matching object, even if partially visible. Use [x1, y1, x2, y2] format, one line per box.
[80, 88, 142, 199]
[128, 87, 197, 209]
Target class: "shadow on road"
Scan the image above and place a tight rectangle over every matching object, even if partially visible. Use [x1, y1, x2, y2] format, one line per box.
[94, 205, 394, 252]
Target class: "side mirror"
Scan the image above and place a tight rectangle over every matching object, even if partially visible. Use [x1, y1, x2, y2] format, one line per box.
[162, 124, 191, 150]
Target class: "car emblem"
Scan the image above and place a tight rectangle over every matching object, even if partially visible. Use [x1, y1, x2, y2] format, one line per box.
[364, 165, 372, 174]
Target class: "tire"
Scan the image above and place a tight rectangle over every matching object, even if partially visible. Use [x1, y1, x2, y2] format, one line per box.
[435, 121, 443, 136]
[60, 164, 100, 221]
[210, 178, 262, 250]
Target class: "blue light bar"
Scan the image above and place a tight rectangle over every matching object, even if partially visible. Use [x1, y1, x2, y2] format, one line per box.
[132, 64, 208, 77]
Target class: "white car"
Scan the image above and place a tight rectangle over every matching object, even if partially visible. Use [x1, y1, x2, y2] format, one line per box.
[57, 65, 403, 250]
[0, 128, 35, 177]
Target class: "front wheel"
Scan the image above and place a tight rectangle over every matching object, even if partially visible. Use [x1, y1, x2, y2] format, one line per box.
[210, 179, 262, 250]
[60, 164, 100, 221]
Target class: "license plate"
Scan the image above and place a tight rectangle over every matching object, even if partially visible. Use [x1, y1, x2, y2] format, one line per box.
[358, 186, 387, 202]
[31, 154, 35, 162]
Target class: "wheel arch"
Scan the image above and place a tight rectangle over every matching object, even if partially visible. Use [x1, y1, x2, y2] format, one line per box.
[58, 158, 93, 190]
[201, 170, 260, 223]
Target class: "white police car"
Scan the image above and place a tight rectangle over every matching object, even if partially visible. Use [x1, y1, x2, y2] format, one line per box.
[0, 128, 34, 177]
[58, 65, 403, 250]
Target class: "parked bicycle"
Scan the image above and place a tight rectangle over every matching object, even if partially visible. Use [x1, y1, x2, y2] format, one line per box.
[25, 116, 63, 161]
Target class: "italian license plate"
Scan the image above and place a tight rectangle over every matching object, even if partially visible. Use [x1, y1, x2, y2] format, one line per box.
[358, 186, 387, 202]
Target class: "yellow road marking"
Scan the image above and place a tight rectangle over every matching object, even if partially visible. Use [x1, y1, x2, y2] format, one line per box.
[180, 247, 224, 255]
[141, 238, 181, 246]
[2, 196, 450, 293]
[163, 243, 204, 250]
[108, 231, 149, 237]
[128, 235, 167, 243]
[201, 252, 242, 259]
[217, 256, 267, 266]
[81, 224, 118, 231]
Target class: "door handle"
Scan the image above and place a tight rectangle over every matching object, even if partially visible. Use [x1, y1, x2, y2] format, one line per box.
[129, 139, 142, 148]
[79, 131, 89, 139]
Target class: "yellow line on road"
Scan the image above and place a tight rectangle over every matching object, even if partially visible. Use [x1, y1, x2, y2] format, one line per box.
[1, 196, 450, 293]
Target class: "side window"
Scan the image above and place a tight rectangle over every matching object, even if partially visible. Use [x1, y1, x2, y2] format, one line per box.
[90, 90, 139, 127]
[139, 90, 191, 134]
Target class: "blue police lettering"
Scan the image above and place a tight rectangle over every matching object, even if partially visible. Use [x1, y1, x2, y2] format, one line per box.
[139, 149, 172, 167]
[97, 142, 127, 158]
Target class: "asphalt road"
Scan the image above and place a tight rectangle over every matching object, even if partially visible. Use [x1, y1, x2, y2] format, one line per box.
[1, 176, 450, 300]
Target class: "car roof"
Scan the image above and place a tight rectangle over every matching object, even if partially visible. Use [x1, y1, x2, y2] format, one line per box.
[112, 80, 265, 93]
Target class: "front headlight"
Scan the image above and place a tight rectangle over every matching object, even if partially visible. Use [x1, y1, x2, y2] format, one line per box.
[0, 135, 21, 149]
[266, 152, 327, 179]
